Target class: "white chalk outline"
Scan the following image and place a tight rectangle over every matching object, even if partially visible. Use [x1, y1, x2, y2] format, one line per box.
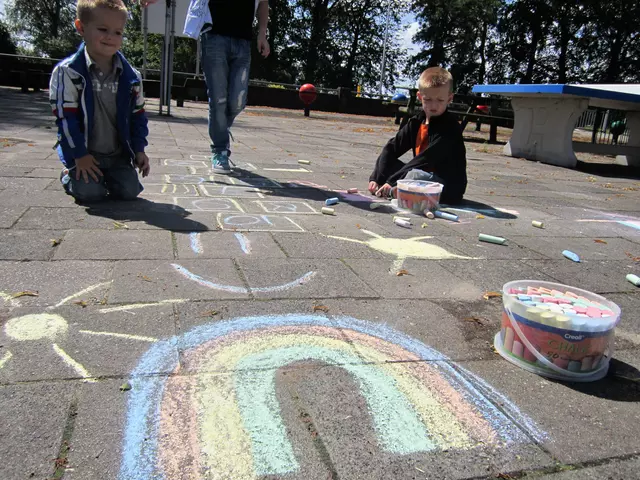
[229, 176, 282, 188]
[0, 351, 13, 370]
[216, 213, 305, 232]
[98, 299, 188, 313]
[198, 184, 266, 199]
[164, 174, 215, 185]
[263, 167, 312, 173]
[254, 200, 319, 215]
[173, 197, 245, 213]
[48, 281, 113, 310]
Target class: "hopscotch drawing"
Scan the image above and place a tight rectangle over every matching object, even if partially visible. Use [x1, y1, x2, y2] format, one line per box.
[217, 213, 305, 232]
[173, 197, 244, 213]
[255, 200, 318, 214]
[119, 314, 546, 480]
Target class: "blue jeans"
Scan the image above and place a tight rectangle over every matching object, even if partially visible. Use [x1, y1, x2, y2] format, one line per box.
[62, 155, 143, 202]
[200, 32, 251, 155]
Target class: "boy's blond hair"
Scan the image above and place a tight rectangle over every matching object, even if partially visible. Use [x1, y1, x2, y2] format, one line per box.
[418, 67, 454, 93]
[77, 0, 128, 23]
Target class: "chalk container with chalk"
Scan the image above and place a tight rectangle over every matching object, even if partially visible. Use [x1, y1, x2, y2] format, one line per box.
[495, 280, 621, 382]
[396, 180, 443, 213]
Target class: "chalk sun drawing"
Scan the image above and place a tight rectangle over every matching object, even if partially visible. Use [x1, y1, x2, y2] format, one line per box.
[0, 282, 167, 381]
[120, 314, 545, 480]
[327, 229, 478, 271]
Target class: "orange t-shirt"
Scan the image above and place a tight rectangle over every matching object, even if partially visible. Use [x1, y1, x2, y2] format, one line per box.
[415, 122, 429, 156]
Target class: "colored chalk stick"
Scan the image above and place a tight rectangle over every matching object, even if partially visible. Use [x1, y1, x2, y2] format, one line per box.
[539, 312, 556, 326]
[586, 307, 602, 318]
[394, 218, 412, 228]
[574, 306, 587, 314]
[601, 310, 614, 317]
[517, 294, 532, 301]
[478, 233, 507, 245]
[523, 346, 538, 362]
[325, 197, 339, 206]
[298, 159, 311, 165]
[568, 361, 582, 372]
[626, 274, 640, 287]
[425, 211, 435, 219]
[539, 287, 552, 294]
[562, 250, 581, 262]
[504, 327, 515, 351]
[555, 315, 571, 329]
[321, 207, 335, 215]
[512, 341, 524, 358]
[434, 210, 459, 222]
[580, 356, 594, 371]
[347, 188, 358, 193]
[532, 220, 544, 229]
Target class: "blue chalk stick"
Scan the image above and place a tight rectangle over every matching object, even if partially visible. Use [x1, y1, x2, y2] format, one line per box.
[517, 294, 532, 301]
[562, 250, 581, 263]
[434, 210, 459, 222]
[325, 197, 339, 206]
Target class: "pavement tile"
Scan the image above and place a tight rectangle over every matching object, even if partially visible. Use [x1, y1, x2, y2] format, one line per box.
[0, 382, 75, 480]
[53, 229, 175, 260]
[532, 456, 640, 479]
[0, 260, 112, 307]
[0, 187, 76, 207]
[237, 258, 378, 299]
[0, 304, 178, 383]
[0, 229, 65, 260]
[511, 236, 640, 261]
[0, 176, 54, 190]
[459, 351, 640, 464]
[342, 258, 484, 301]
[521, 259, 640, 294]
[273, 231, 387, 259]
[0, 205, 27, 228]
[108, 259, 249, 303]
[14, 206, 122, 230]
[175, 231, 287, 259]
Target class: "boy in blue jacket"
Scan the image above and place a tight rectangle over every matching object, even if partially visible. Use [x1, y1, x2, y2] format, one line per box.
[50, 0, 150, 202]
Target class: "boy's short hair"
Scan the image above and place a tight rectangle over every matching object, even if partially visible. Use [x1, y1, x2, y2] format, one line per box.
[418, 67, 454, 92]
[77, 0, 128, 23]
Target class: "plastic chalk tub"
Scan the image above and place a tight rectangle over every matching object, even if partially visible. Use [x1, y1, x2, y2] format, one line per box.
[396, 180, 443, 213]
[495, 280, 621, 382]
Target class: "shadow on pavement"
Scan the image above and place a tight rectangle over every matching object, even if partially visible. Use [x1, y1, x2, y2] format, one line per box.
[557, 358, 640, 402]
[84, 198, 211, 232]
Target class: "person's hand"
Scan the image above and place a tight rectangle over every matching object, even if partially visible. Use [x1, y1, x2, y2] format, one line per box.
[257, 33, 270, 58]
[75, 154, 103, 183]
[368, 181, 379, 194]
[375, 183, 393, 197]
[135, 152, 151, 177]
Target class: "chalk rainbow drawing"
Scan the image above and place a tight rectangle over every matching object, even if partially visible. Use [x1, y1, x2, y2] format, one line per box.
[120, 314, 545, 480]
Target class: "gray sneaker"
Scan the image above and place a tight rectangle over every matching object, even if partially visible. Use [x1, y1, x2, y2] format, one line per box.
[211, 152, 231, 173]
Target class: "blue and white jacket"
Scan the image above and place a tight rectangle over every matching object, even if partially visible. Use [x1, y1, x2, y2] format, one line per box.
[49, 43, 148, 168]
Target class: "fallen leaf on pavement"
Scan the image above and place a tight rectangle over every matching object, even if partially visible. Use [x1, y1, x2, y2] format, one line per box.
[625, 252, 640, 262]
[313, 305, 329, 313]
[464, 316, 487, 325]
[113, 221, 129, 230]
[483, 291, 502, 300]
[11, 291, 39, 298]
[594, 239, 607, 244]
[396, 269, 409, 276]
[137, 273, 153, 282]
[120, 382, 132, 392]
[355, 224, 361, 229]
[74, 300, 88, 308]
[50, 238, 62, 247]
[199, 310, 219, 317]
[421, 223, 428, 228]
[476, 214, 485, 219]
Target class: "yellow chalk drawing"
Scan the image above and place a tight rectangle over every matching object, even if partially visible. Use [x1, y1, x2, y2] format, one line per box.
[327, 229, 476, 272]
[5, 313, 68, 341]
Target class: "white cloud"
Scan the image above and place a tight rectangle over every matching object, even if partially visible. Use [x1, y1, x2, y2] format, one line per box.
[401, 21, 420, 56]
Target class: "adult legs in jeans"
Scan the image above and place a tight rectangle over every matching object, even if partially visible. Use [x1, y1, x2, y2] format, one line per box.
[201, 33, 251, 155]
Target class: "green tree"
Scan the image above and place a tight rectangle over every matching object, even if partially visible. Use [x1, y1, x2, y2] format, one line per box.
[5, 0, 79, 58]
[0, 19, 17, 54]
[408, 0, 502, 92]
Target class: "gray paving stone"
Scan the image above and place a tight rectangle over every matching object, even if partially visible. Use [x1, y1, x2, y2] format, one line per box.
[511, 236, 640, 261]
[459, 352, 640, 464]
[175, 231, 287, 259]
[0, 381, 75, 480]
[0, 260, 112, 307]
[237, 258, 378, 299]
[108, 259, 249, 303]
[0, 304, 178, 383]
[53, 230, 174, 260]
[342, 258, 483, 300]
[521, 259, 640, 294]
[532, 456, 640, 479]
[0, 229, 65, 260]
[0, 187, 76, 207]
[14, 206, 121, 230]
[0, 205, 27, 228]
[0, 175, 54, 190]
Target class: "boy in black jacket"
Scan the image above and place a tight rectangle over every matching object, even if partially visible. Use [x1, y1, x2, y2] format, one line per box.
[368, 67, 467, 204]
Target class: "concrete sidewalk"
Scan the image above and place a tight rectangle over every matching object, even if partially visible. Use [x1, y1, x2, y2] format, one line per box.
[0, 86, 639, 480]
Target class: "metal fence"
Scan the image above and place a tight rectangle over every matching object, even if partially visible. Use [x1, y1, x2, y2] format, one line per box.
[574, 108, 630, 145]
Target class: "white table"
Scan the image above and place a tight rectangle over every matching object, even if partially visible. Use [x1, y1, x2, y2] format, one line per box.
[472, 84, 640, 168]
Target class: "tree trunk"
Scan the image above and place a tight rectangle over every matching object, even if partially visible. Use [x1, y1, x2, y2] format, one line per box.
[52, 0, 60, 38]
[557, 18, 569, 83]
[304, 0, 330, 83]
[523, 27, 540, 83]
[478, 20, 488, 84]
[603, 34, 623, 82]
